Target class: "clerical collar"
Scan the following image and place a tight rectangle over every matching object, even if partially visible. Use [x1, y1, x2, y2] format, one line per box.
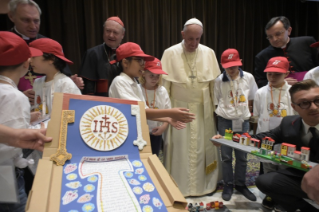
[302, 119, 319, 135]
[13, 26, 31, 40]
[280, 37, 290, 49]
[222, 68, 244, 82]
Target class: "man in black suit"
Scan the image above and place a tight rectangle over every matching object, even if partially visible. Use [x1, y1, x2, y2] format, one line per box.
[212, 79, 319, 211]
[252, 79, 319, 212]
[254, 16, 318, 88]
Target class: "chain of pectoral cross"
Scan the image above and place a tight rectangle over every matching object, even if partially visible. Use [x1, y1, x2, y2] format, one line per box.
[183, 45, 198, 84]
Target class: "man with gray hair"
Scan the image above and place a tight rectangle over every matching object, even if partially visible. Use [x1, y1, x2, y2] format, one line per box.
[8, 0, 83, 100]
[80, 16, 125, 97]
[161, 18, 221, 196]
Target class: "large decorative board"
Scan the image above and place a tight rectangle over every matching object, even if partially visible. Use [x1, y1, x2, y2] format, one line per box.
[26, 93, 187, 212]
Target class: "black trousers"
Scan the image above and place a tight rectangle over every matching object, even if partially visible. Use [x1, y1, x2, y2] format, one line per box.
[256, 168, 319, 212]
[149, 133, 162, 156]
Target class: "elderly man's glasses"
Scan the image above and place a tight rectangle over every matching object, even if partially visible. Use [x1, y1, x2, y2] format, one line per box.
[266, 30, 285, 40]
[132, 58, 145, 66]
[292, 99, 319, 109]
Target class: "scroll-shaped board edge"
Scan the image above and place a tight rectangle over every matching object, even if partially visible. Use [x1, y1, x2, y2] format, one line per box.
[26, 93, 187, 212]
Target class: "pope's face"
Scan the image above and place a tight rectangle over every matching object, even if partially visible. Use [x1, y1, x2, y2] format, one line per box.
[103, 20, 125, 49]
[9, 4, 40, 38]
[266, 21, 291, 48]
[181, 24, 203, 52]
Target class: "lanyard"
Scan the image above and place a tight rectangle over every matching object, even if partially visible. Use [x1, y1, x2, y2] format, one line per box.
[0, 75, 18, 89]
[227, 74, 244, 119]
[270, 84, 283, 114]
[143, 86, 157, 109]
[41, 72, 59, 116]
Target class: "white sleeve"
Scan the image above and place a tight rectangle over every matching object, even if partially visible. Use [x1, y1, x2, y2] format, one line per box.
[162, 87, 171, 109]
[110, 78, 143, 102]
[61, 78, 82, 95]
[253, 90, 261, 117]
[213, 78, 221, 105]
[303, 71, 312, 80]
[248, 75, 258, 100]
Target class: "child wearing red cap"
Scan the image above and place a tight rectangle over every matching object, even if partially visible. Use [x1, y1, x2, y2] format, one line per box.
[109, 42, 195, 124]
[0, 31, 42, 211]
[138, 58, 184, 156]
[29, 38, 81, 120]
[253, 56, 294, 211]
[213, 49, 258, 201]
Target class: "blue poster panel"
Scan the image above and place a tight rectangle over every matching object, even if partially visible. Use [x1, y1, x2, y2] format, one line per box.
[59, 99, 167, 212]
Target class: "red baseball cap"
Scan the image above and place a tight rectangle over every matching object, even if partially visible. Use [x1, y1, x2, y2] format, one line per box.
[109, 42, 154, 64]
[144, 58, 167, 75]
[29, 38, 73, 64]
[0, 32, 42, 66]
[310, 41, 319, 48]
[107, 16, 124, 27]
[264, 57, 289, 73]
[221, 48, 242, 68]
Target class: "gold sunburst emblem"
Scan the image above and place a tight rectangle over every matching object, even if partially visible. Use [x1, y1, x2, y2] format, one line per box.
[79, 105, 128, 151]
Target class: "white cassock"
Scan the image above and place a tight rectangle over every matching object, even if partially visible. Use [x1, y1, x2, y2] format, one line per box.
[161, 41, 222, 196]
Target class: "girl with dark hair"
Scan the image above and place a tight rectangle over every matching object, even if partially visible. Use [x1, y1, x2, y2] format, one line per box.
[109, 42, 194, 125]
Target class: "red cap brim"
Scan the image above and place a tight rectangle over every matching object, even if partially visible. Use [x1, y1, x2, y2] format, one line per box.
[29, 47, 43, 57]
[310, 41, 319, 48]
[264, 67, 287, 73]
[221, 60, 242, 69]
[55, 55, 73, 65]
[133, 54, 154, 61]
[147, 68, 168, 75]
[110, 60, 117, 64]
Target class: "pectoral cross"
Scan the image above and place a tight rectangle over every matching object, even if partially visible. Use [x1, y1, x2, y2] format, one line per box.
[189, 74, 196, 84]
[25, 72, 37, 86]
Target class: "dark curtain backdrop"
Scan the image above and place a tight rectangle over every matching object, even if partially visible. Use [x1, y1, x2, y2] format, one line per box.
[1, 0, 319, 74]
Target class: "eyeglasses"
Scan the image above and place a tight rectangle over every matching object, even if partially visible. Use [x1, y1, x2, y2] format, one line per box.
[292, 99, 319, 109]
[266, 30, 285, 40]
[132, 58, 145, 66]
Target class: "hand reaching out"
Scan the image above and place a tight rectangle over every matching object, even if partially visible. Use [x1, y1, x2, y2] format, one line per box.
[168, 118, 186, 130]
[211, 134, 223, 147]
[170, 108, 195, 123]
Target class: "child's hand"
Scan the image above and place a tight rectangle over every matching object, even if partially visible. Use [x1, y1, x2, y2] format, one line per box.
[211, 135, 223, 147]
[169, 118, 186, 130]
[151, 126, 166, 136]
[171, 108, 195, 123]
[30, 111, 41, 123]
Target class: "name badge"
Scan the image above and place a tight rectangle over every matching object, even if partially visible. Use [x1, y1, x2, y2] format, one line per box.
[232, 119, 243, 132]
[269, 117, 282, 130]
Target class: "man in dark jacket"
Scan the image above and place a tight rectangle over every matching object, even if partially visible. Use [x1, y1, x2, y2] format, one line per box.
[254, 16, 318, 88]
[80, 16, 125, 97]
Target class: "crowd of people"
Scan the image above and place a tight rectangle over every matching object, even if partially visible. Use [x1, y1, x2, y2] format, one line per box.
[1, 0, 319, 212]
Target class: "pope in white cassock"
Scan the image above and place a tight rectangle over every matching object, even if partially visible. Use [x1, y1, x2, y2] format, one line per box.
[161, 18, 222, 196]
